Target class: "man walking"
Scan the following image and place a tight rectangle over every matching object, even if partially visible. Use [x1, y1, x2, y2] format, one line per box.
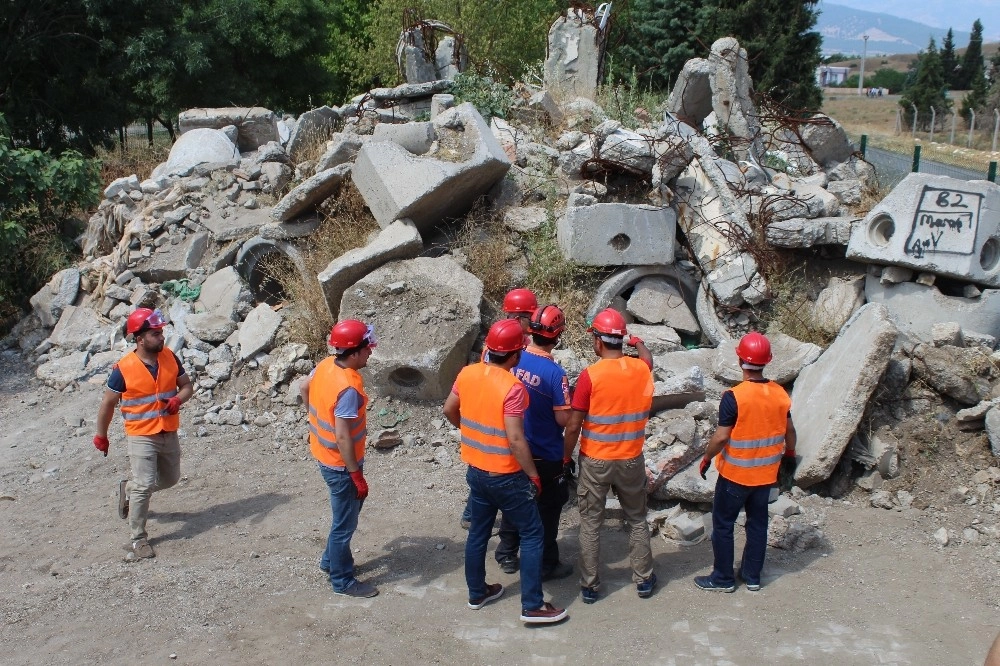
[494, 305, 573, 581]
[94, 308, 192, 559]
[694, 332, 797, 593]
[300, 319, 379, 598]
[563, 308, 655, 604]
[444, 319, 567, 624]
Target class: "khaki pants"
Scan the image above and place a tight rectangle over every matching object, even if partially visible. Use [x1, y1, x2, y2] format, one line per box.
[126, 431, 181, 541]
[577, 453, 653, 589]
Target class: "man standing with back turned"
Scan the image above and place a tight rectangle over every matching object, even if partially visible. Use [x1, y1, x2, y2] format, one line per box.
[694, 331, 796, 592]
[563, 308, 655, 604]
[94, 307, 192, 559]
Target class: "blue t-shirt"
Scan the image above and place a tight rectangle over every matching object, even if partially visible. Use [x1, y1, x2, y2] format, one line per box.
[513, 347, 571, 461]
[718, 379, 791, 427]
[107, 351, 186, 394]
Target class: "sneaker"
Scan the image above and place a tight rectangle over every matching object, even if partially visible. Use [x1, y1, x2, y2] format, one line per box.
[541, 562, 574, 581]
[468, 583, 504, 609]
[636, 573, 657, 598]
[580, 586, 599, 604]
[498, 555, 519, 574]
[737, 570, 760, 591]
[320, 564, 331, 575]
[693, 575, 735, 593]
[335, 580, 379, 598]
[117, 480, 129, 520]
[520, 602, 568, 624]
[125, 538, 155, 559]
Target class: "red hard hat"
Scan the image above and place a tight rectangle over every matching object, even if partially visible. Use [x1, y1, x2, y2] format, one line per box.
[485, 318, 526, 354]
[528, 304, 566, 339]
[502, 288, 538, 316]
[328, 319, 376, 353]
[126, 308, 166, 336]
[736, 331, 772, 366]
[588, 308, 627, 338]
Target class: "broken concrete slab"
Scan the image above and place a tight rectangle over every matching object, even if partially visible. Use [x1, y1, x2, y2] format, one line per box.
[318, 219, 422, 320]
[353, 103, 511, 231]
[713, 332, 822, 386]
[371, 122, 436, 155]
[503, 207, 547, 233]
[626, 277, 700, 335]
[911, 343, 991, 406]
[196, 267, 243, 320]
[768, 495, 801, 518]
[543, 12, 605, 101]
[36, 351, 90, 389]
[259, 215, 322, 241]
[48, 305, 106, 352]
[238, 304, 283, 360]
[864, 275, 1000, 343]
[271, 163, 351, 222]
[185, 313, 238, 343]
[847, 173, 1000, 287]
[626, 324, 684, 356]
[315, 133, 368, 172]
[827, 179, 863, 206]
[655, 461, 717, 503]
[800, 114, 853, 166]
[811, 276, 865, 336]
[286, 106, 340, 162]
[766, 217, 858, 248]
[706, 253, 758, 307]
[30, 268, 80, 329]
[339, 256, 482, 400]
[178, 107, 279, 151]
[557, 203, 676, 266]
[198, 199, 273, 241]
[131, 232, 209, 283]
[792, 303, 898, 488]
[157, 129, 239, 178]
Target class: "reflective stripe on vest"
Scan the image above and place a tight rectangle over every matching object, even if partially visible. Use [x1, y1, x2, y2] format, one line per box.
[117, 350, 180, 436]
[456, 363, 523, 474]
[715, 380, 791, 486]
[579, 356, 653, 461]
[308, 357, 368, 469]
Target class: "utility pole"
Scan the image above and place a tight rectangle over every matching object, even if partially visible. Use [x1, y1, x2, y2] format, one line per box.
[858, 34, 869, 95]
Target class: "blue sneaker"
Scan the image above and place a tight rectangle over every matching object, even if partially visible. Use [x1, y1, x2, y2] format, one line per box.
[580, 586, 599, 604]
[693, 575, 735, 593]
[636, 573, 657, 598]
[737, 569, 760, 591]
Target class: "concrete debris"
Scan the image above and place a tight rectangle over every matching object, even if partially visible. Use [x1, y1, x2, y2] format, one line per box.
[625, 324, 683, 356]
[238, 304, 283, 360]
[286, 106, 341, 162]
[557, 203, 676, 266]
[765, 217, 858, 248]
[178, 107, 279, 152]
[398, 21, 467, 84]
[865, 276, 1000, 343]
[768, 495, 801, 518]
[870, 490, 895, 510]
[767, 515, 825, 551]
[799, 114, 853, 166]
[811, 276, 865, 337]
[503, 207, 547, 233]
[713, 332, 821, 386]
[933, 527, 949, 546]
[911, 343, 992, 406]
[931, 322, 965, 348]
[626, 277, 699, 335]
[271, 163, 351, 222]
[155, 129, 239, 178]
[543, 10, 606, 101]
[29, 268, 80, 328]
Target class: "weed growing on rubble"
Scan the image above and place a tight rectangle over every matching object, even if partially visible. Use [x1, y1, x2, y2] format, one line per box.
[752, 266, 835, 347]
[289, 121, 341, 167]
[451, 71, 514, 120]
[95, 141, 170, 183]
[596, 62, 669, 130]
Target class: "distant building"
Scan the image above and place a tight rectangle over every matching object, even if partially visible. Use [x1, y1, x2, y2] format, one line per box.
[816, 65, 851, 87]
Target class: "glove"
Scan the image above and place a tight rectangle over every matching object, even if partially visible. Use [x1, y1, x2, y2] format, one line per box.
[528, 475, 543, 498]
[783, 448, 797, 459]
[93, 435, 110, 457]
[562, 457, 576, 478]
[165, 397, 182, 415]
[699, 457, 711, 480]
[627, 335, 644, 347]
[349, 470, 369, 500]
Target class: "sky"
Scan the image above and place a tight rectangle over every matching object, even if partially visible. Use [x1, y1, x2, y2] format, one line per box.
[819, 0, 1000, 40]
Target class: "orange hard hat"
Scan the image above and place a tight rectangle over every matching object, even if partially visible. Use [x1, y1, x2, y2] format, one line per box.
[485, 318, 525, 354]
[502, 288, 538, 316]
[328, 319, 377, 353]
[736, 331, 772, 367]
[126, 308, 166, 336]
[528, 304, 566, 339]
[588, 308, 627, 339]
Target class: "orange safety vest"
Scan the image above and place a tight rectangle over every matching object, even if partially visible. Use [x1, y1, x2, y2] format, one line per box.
[308, 357, 368, 469]
[579, 356, 653, 460]
[715, 380, 791, 486]
[457, 363, 525, 474]
[117, 350, 180, 436]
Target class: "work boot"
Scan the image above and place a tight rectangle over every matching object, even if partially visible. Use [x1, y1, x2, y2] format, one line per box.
[541, 562, 574, 581]
[335, 580, 379, 598]
[498, 555, 519, 574]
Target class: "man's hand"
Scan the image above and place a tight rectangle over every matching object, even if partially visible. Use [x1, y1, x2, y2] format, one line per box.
[93, 435, 110, 457]
[349, 470, 369, 500]
[563, 457, 576, 479]
[699, 457, 711, 480]
[165, 397, 182, 415]
[528, 475, 542, 498]
[783, 448, 796, 459]
[627, 335, 644, 347]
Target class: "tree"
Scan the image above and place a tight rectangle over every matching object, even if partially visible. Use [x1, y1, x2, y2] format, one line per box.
[899, 38, 951, 130]
[610, 0, 711, 91]
[960, 63, 989, 122]
[953, 19, 984, 90]
[940, 28, 957, 89]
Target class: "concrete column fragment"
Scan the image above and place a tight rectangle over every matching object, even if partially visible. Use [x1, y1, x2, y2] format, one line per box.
[557, 203, 676, 266]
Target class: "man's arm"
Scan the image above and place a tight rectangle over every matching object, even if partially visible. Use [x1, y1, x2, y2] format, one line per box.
[634, 340, 653, 367]
[333, 416, 361, 472]
[442, 391, 461, 428]
[784, 415, 797, 454]
[702, 425, 734, 461]
[563, 409, 585, 460]
[95, 389, 120, 438]
[176, 374, 193, 404]
[504, 415, 538, 479]
[553, 408, 570, 428]
[299, 376, 311, 407]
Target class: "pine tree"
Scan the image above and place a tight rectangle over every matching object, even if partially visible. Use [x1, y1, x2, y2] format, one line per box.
[960, 60, 988, 122]
[953, 19, 984, 90]
[611, 0, 708, 90]
[940, 28, 957, 88]
[899, 38, 952, 131]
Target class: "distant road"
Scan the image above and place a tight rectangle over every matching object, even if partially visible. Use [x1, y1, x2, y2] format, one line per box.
[865, 145, 986, 188]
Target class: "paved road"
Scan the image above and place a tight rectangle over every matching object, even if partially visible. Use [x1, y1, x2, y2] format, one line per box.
[865, 145, 987, 188]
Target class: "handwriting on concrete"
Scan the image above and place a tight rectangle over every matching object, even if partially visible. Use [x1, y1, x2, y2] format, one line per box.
[904, 186, 984, 259]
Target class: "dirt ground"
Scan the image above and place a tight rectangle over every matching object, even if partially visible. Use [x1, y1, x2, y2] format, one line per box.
[1, 351, 998, 666]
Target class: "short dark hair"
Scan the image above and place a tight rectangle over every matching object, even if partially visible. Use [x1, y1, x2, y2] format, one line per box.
[486, 349, 519, 365]
[531, 333, 558, 347]
[595, 334, 622, 351]
[335, 340, 370, 360]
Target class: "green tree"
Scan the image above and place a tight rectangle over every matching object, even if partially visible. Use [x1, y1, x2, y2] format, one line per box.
[960, 64, 989, 121]
[953, 19, 984, 90]
[899, 38, 951, 130]
[940, 28, 957, 88]
[610, 0, 710, 91]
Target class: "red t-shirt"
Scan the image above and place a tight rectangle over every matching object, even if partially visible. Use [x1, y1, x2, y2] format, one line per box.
[571, 356, 653, 411]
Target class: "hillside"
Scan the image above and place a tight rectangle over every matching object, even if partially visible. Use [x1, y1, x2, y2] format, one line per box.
[817, 2, 970, 55]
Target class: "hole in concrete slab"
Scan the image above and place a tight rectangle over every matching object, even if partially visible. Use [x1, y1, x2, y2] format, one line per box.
[868, 214, 895, 247]
[609, 234, 632, 251]
[980, 237, 1000, 272]
[249, 252, 293, 306]
[388, 367, 425, 388]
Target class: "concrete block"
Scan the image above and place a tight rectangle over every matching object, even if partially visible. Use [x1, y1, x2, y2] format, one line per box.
[931, 322, 964, 347]
[626, 277, 699, 334]
[713, 332, 821, 386]
[811, 276, 865, 336]
[36, 351, 91, 389]
[544, 14, 603, 101]
[626, 324, 683, 356]
[765, 217, 858, 248]
[371, 121, 436, 155]
[792, 304, 898, 487]
[185, 313, 238, 343]
[159, 129, 239, 178]
[48, 305, 106, 352]
[179, 107, 279, 151]
[286, 106, 340, 162]
[431, 94, 455, 120]
[800, 114, 853, 166]
[29, 268, 80, 328]
[667, 513, 705, 541]
[503, 207, 547, 233]
[238, 304, 283, 360]
[199, 199, 272, 241]
[196, 267, 243, 320]
[880, 266, 914, 284]
[272, 164, 351, 222]
[864, 275, 1000, 343]
[847, 173, 1000, 287]
[557, 203, 676, 266]
[132, 232, 208, 283]
[318, 219, 423, 321]
[353, 103, 511, 231]
[706, 253, 757, 307]
[768, 495, 801, 518]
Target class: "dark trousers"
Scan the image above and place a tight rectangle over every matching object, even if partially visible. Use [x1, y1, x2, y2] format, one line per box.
[495, 459, 569, 569]
[710, 475, 771, 587]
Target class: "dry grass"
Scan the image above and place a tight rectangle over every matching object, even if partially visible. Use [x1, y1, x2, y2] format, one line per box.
[290, 123, 340, 167]
[95, 141, 171, 183]
[751, 265, 836, 348]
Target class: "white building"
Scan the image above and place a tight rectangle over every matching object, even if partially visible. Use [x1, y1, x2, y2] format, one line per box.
[816, 65, 851, 87]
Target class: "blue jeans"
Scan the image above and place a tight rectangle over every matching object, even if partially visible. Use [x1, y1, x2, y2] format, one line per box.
[710, 475, 771, 587]
[319, 464, 364, 592]
[465, 466, 544, 612]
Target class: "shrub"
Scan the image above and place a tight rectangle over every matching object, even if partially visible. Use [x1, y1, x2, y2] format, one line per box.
[450, 71, 514, 120]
